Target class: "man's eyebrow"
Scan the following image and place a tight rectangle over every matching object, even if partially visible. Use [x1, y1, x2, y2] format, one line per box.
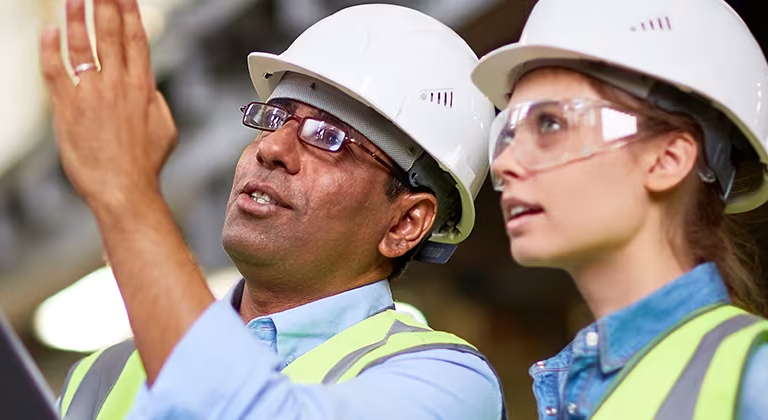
[267, 98, 360, 138]
[317, 110, 354, 132]
[268, 98, 299, 113]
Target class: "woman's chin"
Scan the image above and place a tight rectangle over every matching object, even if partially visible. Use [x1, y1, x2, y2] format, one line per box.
[509, 240, 562, 268]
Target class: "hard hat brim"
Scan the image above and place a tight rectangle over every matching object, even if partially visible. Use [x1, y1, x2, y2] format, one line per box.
[472, 44, 594, 110]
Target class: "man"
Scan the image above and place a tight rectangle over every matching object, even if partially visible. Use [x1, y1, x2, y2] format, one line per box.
[42, 0, 503, 418]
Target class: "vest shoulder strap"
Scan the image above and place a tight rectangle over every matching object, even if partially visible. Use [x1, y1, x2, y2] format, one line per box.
[95, 350, 146, 420]
[280, 309, 474, 383]
[334, 330, 478, 383]
[694, 317, 768, 420]
[592, 304, 768, 420]
[347, 331, 510, 420]
[62, 339, 137, 420]
[60, 352, 99, 416]
[282, 308, 507, 419]
[60, 309, 505, 419]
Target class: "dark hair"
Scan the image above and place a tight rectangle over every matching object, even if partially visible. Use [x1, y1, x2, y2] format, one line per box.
[587, 75, 768, 317]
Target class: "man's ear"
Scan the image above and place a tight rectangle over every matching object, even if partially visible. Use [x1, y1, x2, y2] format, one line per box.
[645, 132, 699, 194]
[378, 192, 437, 258]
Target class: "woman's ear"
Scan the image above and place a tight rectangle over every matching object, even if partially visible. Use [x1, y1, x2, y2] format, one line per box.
[645, 132, 699, 194]
[378, 192, 437, 258]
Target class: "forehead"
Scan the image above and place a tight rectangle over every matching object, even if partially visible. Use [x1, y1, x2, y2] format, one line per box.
[507, 68, 603, 107]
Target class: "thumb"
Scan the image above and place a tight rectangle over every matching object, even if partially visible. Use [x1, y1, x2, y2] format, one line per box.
[148, 91, 178, 168]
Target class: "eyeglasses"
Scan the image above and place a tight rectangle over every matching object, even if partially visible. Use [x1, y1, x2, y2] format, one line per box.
[489, 98, 653, 190]
[240, 101, 409, 185]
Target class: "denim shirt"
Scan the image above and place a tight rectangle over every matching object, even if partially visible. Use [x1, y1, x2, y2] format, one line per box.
[530, 263, 768, 420]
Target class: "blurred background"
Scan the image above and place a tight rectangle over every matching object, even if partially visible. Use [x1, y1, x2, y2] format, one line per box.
[1, 0, 767, 418]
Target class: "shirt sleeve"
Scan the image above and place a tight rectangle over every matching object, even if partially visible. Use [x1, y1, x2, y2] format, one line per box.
[739, 342, 768, 420]
[126, 299, 503, 420]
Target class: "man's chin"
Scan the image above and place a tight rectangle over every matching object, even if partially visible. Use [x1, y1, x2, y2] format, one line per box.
[221, 230, 287, 266]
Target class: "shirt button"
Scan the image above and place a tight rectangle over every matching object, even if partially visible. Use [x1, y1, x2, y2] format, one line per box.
[535, 360, 547, 369]
[545, 406, 558, 416]
[585, 331, 599, 347]
[567, 402, 578, 415]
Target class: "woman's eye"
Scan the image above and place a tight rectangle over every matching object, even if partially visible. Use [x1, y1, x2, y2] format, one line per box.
[537, 113, 564, 133]
[500, 126, 515, 142]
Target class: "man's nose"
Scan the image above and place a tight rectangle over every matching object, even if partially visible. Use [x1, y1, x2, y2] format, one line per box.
[256, 122, 302, 175]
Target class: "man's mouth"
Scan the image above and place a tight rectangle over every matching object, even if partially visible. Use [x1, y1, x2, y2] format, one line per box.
[240, 180, 291, 208]
[250, 191, 277, 205]
[234, 180, 294, 217]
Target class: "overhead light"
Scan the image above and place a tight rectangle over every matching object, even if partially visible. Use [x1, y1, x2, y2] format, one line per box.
[33, 266, 131, 353]
[34, 265, 242, 353]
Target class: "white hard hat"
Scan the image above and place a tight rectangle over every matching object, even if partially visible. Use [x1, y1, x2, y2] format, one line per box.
[472, 0, 768, 213]
[248, 4, 495, 249]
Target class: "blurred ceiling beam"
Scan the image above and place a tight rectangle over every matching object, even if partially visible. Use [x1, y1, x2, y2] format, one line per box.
[458, 0, 533, 57]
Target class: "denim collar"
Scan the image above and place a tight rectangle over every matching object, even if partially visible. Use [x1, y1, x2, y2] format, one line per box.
[583, 262, 730, 374]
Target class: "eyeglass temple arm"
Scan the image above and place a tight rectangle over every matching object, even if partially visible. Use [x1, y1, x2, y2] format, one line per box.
[348, 139, 410, 186]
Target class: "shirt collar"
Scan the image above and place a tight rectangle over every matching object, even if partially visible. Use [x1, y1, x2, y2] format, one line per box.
[584, 262, 730, 374]
[226, 279, 394, 368]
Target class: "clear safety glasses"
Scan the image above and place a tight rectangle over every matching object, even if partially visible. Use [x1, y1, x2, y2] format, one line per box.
[240, 101, 409, 184]
[489, 98, 652, 191]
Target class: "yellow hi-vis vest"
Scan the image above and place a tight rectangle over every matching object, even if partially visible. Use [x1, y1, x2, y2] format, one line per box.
[592, 304, 768, 420]
[59, 309, 495, 420]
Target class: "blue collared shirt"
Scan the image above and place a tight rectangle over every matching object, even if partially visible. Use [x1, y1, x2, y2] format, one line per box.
[530, 263, 768, 420]
[126, 280, 503, 419]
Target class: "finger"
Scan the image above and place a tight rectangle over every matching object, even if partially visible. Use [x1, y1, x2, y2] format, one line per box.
[40, 27, 74, 97]
[93, 0, 123, 73]
[118, 0, 151, 80]
[65, 0, 98, 80]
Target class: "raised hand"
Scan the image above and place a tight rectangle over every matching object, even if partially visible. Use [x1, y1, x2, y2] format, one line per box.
[40, 0, 177, 208]
[40, 0, 211, 384]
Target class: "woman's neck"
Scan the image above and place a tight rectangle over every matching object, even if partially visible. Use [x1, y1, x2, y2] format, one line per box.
[568, 220, 695, 320]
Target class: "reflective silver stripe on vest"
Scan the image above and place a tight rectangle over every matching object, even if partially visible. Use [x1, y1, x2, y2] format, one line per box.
[62, 323, 509, 420]
[321, 320, 430, 384]
[64, 339, 136, 420]
[59, 359, 82, 415]
[655, 314, 760, 420]
[321, 320, 508, 420]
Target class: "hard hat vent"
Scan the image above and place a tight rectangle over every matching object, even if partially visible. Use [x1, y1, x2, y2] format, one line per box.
[630, 16, 672, 32]
[421, 89, 455, 109]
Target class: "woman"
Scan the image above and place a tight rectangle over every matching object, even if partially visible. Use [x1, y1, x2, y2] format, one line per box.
[471, 0, 768, 419]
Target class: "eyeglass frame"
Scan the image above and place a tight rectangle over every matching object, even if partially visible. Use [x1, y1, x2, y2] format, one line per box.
[240, 101, 411, 186]
[490, 97, 717, 189]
